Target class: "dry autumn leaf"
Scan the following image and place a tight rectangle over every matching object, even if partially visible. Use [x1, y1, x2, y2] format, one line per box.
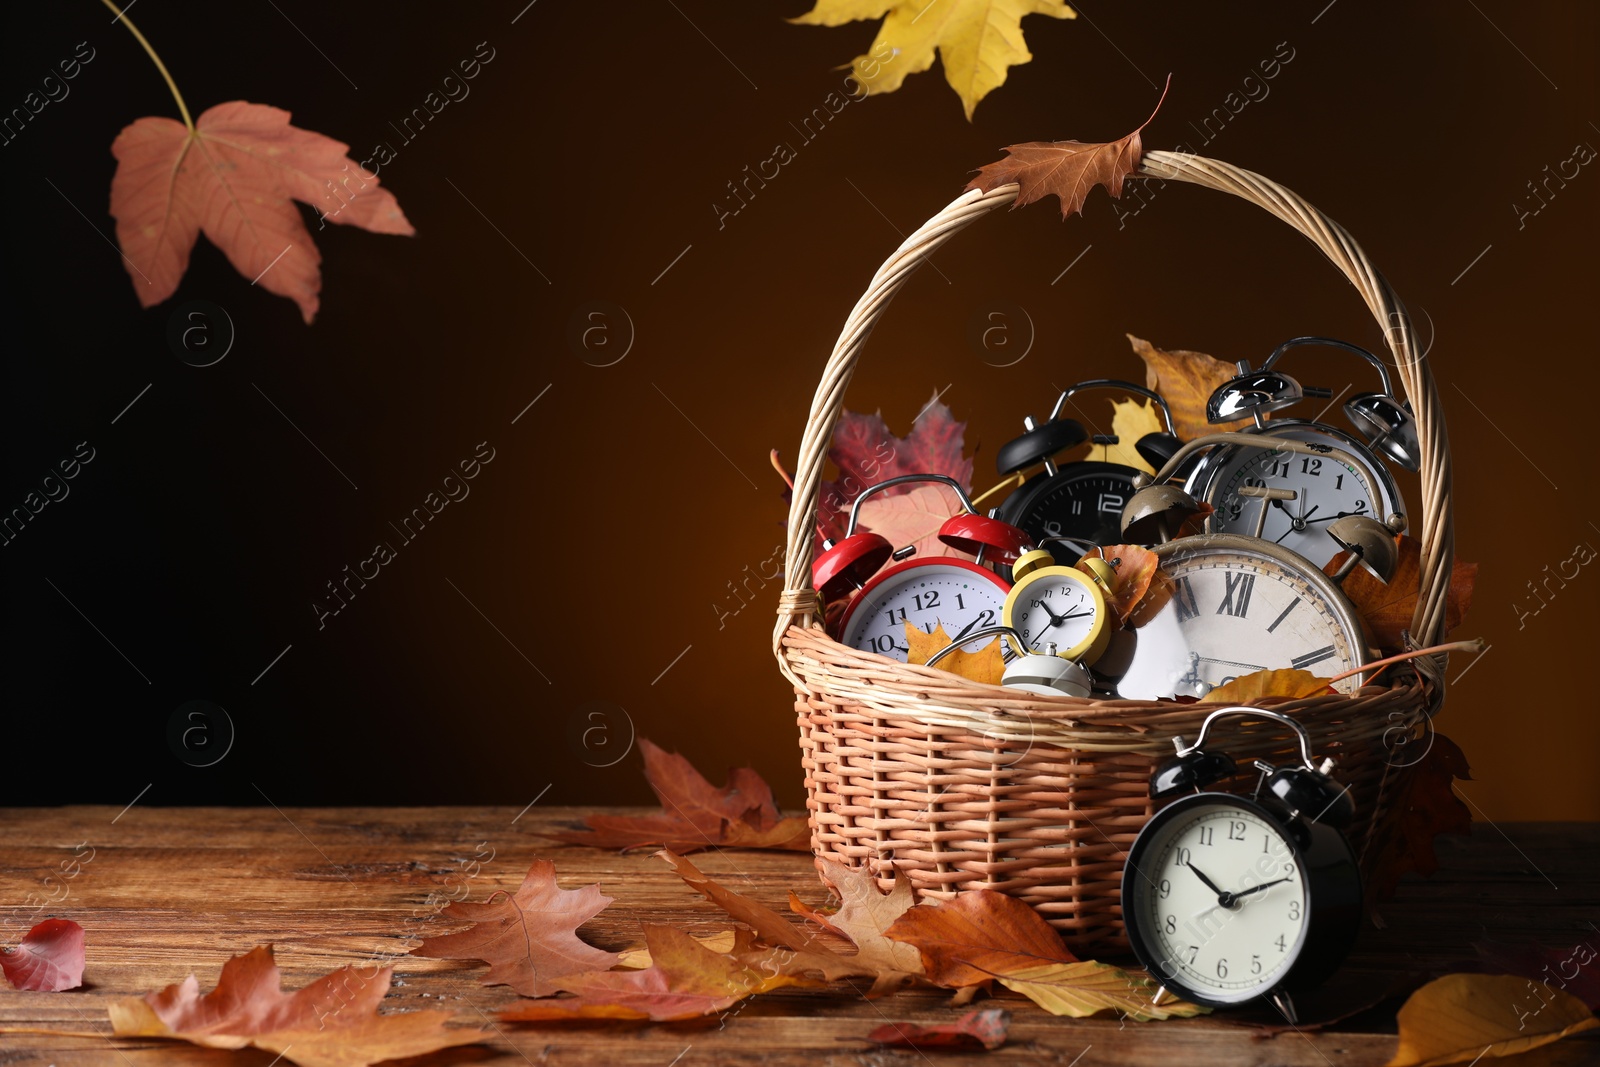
[111, 102, 413, 324]
[815, 393, 973, 542]
[865, 1007, 1011, 1051]
[1096, 544, 1160, 622]
[790, 861, 925, 980]
[1326, 536, 1478, 652]
[1473, 938, 1600, 1011]
[501, 924, 808, 1023]
[1370, 734, 1473, 898]
[905, 622, 1005, 684]
[1108, 398, 1162, 475]
[966, 81, 1165, 215]
[617, 929, 738, 970]
[550, 738, 809, 853]
[997, 960, 1208, 1021]
[411, 859, 618, 996]
[107, 945, 482, 1067]
[0, 918, 84, 992]
[1199, 668, 1335, 704]
[1385, 973, 1599, 1066]
[858, 484, 976, 561]
[1129, 334, 1256, 440]
[884, 889, 1075, 988]
[790, 0, 1076, 119]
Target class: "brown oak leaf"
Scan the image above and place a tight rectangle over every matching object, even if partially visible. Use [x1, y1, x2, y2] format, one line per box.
[1098, 544, 1160, 622]
[885, 889, 1075, 988]
[1129, 334, 1255, 440]
[790, 861, 925, 979]
[107, 945, 483, 1067]
[411, 860, 618, 996]
[1326, 536, 1478, 652]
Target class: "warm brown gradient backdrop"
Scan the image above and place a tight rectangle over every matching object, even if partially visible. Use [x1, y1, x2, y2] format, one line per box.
[3, 3, 1595, 819]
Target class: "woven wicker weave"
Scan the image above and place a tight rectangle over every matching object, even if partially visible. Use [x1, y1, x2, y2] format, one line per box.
[772, 152, 1455, 953]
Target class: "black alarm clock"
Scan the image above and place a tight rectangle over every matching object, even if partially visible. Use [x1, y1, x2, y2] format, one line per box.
[1122, 707, 1363, 1024]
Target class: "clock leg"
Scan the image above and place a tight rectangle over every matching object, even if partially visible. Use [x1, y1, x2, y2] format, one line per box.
[1151, 985, 1170, 1007]
[1269, 990, 1298, 1025]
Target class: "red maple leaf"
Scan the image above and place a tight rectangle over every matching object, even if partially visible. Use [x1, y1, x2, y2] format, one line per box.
[109, 102, 413, 323]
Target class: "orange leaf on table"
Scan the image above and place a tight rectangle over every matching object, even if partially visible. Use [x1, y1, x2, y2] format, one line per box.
[107, 945, 483, 1067]
[884, 889, 1075, 988]
[865, 1007, 1010, 1051]
[857, 483, 977, 562]
[549, 738, 809, 853]
[110, 102, 413, 324]
[500, 924, 810, 1023]
[1129, 334, 1256, 440]
[1199, 668, 1335, 704]
[905, 622, 1005, 685]
[410, 859, 618, 996]
[966, 80, 1167, 217]
[1385, 973, 1598, 1066]
[996, 960, 1208, 1020]
[0, 918, 84, 991]
[790, 861, 925, 980]
[1326, 536, 1478, 652]
[1369, 734, 1473, 898]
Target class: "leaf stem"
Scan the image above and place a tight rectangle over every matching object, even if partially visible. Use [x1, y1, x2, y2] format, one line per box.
[99, 0, 195, 132]
[1325, 639, 1484, 687]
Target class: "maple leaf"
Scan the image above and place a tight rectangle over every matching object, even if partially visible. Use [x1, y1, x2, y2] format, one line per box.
[617, 929, 738, 970]
[1472, 939, 1600, 1011]
[500, 925, 809, 1023]
[107, 945, 483, 1067]
[1370, 733, 1473, 898]
[110, 102, 413, 324]
[1107, 398, 1161, 475]
[884, 889, 1075, 988]
[1099, 544, 1159, 622]
[967, 80, 1167, 215]
[997, 961, 1208, 1021]
[411, 860, 619, 996]
[905, 622, 1005, 684]
[0, 918, 84, 991]
[1198, 668, 1335, 704]
[790, 0, 1076, 120]
[549, 738, 809, 854]
[857, 483, 976, 561]
[865, 1007, 1011, 1051]
[1385, 974, 1599, 1066]
[790, 861, 925, 980]
[1127, 334, 1256, 440]
[1326, 536, 1478, 652]
[815, 393, 973, 541]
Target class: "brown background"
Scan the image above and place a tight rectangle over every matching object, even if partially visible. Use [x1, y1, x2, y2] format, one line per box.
[3, 2, 1595, 820]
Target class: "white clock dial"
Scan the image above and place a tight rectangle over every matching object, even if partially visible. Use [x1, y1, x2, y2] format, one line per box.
[1189, 423, 1405, 570]
[1011, 578, 1097, 654]
[839, 563, 1009, 662]
[1116, 537, 1364, 700]
[1129, 803, 1307, 1003]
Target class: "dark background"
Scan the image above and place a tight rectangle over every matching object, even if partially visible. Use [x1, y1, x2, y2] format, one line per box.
[3, 2, 1595, 820]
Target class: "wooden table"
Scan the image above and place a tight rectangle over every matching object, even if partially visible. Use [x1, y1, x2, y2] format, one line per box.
[1, 807, 1595, 1066]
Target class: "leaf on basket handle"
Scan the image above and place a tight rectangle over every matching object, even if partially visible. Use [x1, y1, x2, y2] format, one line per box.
[905, 622, 1005, 685]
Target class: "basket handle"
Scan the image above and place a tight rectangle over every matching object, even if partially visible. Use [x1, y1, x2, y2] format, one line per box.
[773, 151, 1454, 689]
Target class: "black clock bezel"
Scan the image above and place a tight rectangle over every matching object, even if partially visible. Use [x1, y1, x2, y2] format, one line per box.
[994, 460, 1144, 561]
[1122, 792, 1363, 1009]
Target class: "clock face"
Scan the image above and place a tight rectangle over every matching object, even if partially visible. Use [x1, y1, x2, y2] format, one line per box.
[838, 560, 1010, 662]
[1125, 799, 1308, 1004]
[1005, 571, 1104, 659]
[1114, 535, 1364, 700]
[1189, 424, 1405, 569]
[1000, 463, 1141, 553]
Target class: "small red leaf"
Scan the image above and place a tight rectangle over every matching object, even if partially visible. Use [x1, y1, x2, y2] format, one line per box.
[865, 1008, 1011, 1051]
[1, 918, 85, 991]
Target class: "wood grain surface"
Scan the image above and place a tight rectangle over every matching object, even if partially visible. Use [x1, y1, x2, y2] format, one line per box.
[1, 806, 1596, 1066]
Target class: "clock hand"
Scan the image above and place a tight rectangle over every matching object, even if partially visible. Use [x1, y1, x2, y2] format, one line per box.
[1304, 507, 1369, 524]
[1229, 876, 1292, 902]
[950, 616, 985, 643]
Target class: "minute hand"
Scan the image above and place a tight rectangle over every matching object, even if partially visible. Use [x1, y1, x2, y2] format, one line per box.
[1229, 876, 1292, 902]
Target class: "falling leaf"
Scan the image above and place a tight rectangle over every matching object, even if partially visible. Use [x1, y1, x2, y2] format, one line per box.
[1096, 544, 1159, 622]
[617, 929, 738, 970]
[967, 81, 1167, 215]
[549, 739, 809, 854]
[1385, 973, 1599, 1066]
[411, 860, 618, 996]
[790, 861, 925, 979]
[107, 945, 482, 1067]
[1107, 398, 1161, 474]
[1198, 668, 1335, 704]
[1369, 734, 1472, 898]
[1473, 938, 1600, 1011]
[1326, 536, 1478, 652]
[110, 102, 414, 324]
[814, 394, 973, 541]
[790, 0, 1077, 120]
[885, 889, 1075, 988]
[0, 918, 84, 991]
[997, 960, 1208, 1021]
[500, 925, 808, 1023]
[857, 483, 977, 561]
[865, 1007, 1011, 1050]
[1128, 334, 1255, 440]
[904, 622, 1005, 684]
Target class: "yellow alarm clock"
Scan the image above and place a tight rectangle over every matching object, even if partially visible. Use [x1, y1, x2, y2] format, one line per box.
[1001, 548, 1119, 665]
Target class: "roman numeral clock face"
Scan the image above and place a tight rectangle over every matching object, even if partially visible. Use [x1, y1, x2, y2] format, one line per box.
[1114, 536, 1366, 700]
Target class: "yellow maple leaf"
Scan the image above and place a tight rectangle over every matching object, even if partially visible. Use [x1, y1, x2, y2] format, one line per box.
[790, 0, 1077, 120]
[1106, 397, 1161, 475]
[905, 622, 1005, 684]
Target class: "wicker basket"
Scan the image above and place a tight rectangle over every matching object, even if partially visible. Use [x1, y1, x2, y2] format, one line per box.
[771, 151, 1455, 954]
